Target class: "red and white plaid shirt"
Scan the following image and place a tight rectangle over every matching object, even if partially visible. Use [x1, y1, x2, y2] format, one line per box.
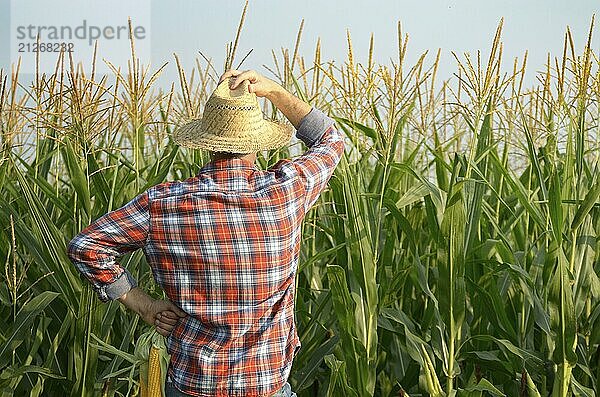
[67, 107, 344, 397]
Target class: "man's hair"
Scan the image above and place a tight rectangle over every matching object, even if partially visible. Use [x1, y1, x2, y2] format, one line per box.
[212, 151, 251, 158]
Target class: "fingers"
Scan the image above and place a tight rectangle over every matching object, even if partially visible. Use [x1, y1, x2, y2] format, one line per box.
[156, 312, 178, 326]
[154, 300, 187, 318]
[218, 69, 242, 84]
[159, 310, 180, 320]
[229, 70, 258, 89]
[167, 302, 188, 318]
[144, 299, 188, 337]
[155, 321, 173, 337]
[155, 313, 179, 336]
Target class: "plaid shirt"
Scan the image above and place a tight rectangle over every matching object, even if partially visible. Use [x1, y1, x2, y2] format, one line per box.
[67, 107, 344, 397]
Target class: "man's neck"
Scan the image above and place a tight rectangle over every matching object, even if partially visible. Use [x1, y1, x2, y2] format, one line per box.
[211, 152, 257, 164]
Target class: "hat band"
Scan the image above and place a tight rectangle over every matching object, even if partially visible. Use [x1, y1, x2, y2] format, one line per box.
[205, 102, 256, 111]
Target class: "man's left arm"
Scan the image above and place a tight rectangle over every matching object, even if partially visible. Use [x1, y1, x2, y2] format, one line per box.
[67, 191, 186, 335]
[67, 191, 150, 303]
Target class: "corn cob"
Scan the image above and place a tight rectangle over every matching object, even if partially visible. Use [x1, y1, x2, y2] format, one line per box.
[136, 329, 169, 397]
[147, 344, 163, 397]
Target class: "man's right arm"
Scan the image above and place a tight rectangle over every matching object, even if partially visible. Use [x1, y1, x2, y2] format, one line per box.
[225, 69, 345, 213]
[223, 69, 312, 128]
[266, 85, 344, 214]
[282, 107, 345, 213]
[265, 84, 312, 129]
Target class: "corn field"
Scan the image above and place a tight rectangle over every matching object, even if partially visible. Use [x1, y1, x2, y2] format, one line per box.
[1, 14, 600, 397]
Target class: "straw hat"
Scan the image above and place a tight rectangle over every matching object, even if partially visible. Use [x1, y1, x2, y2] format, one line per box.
[171, 77, 294, 153]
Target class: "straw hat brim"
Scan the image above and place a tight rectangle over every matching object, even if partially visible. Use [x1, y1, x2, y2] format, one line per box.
[172, 118, 294, 153]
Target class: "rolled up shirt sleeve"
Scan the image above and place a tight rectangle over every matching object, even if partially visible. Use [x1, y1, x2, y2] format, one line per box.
[67, 191, 150, 302]
[287, 107, 345, 213]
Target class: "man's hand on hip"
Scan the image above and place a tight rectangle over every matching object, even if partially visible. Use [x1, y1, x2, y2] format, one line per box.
[118, 287, 187, 337]
[142, 299, 188, 337]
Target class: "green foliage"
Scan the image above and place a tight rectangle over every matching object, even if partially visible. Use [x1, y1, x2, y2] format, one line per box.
[1, 16, 600, 397]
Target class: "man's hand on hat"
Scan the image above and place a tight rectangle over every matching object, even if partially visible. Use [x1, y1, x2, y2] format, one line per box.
[219, 69, 281, 99]
[217, 68, 311, 129]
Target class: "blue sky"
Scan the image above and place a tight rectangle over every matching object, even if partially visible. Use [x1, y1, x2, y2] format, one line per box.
[1, 0, 599, 89]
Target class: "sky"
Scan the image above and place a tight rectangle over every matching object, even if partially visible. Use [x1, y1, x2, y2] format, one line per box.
[0, 0, 599, 90]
